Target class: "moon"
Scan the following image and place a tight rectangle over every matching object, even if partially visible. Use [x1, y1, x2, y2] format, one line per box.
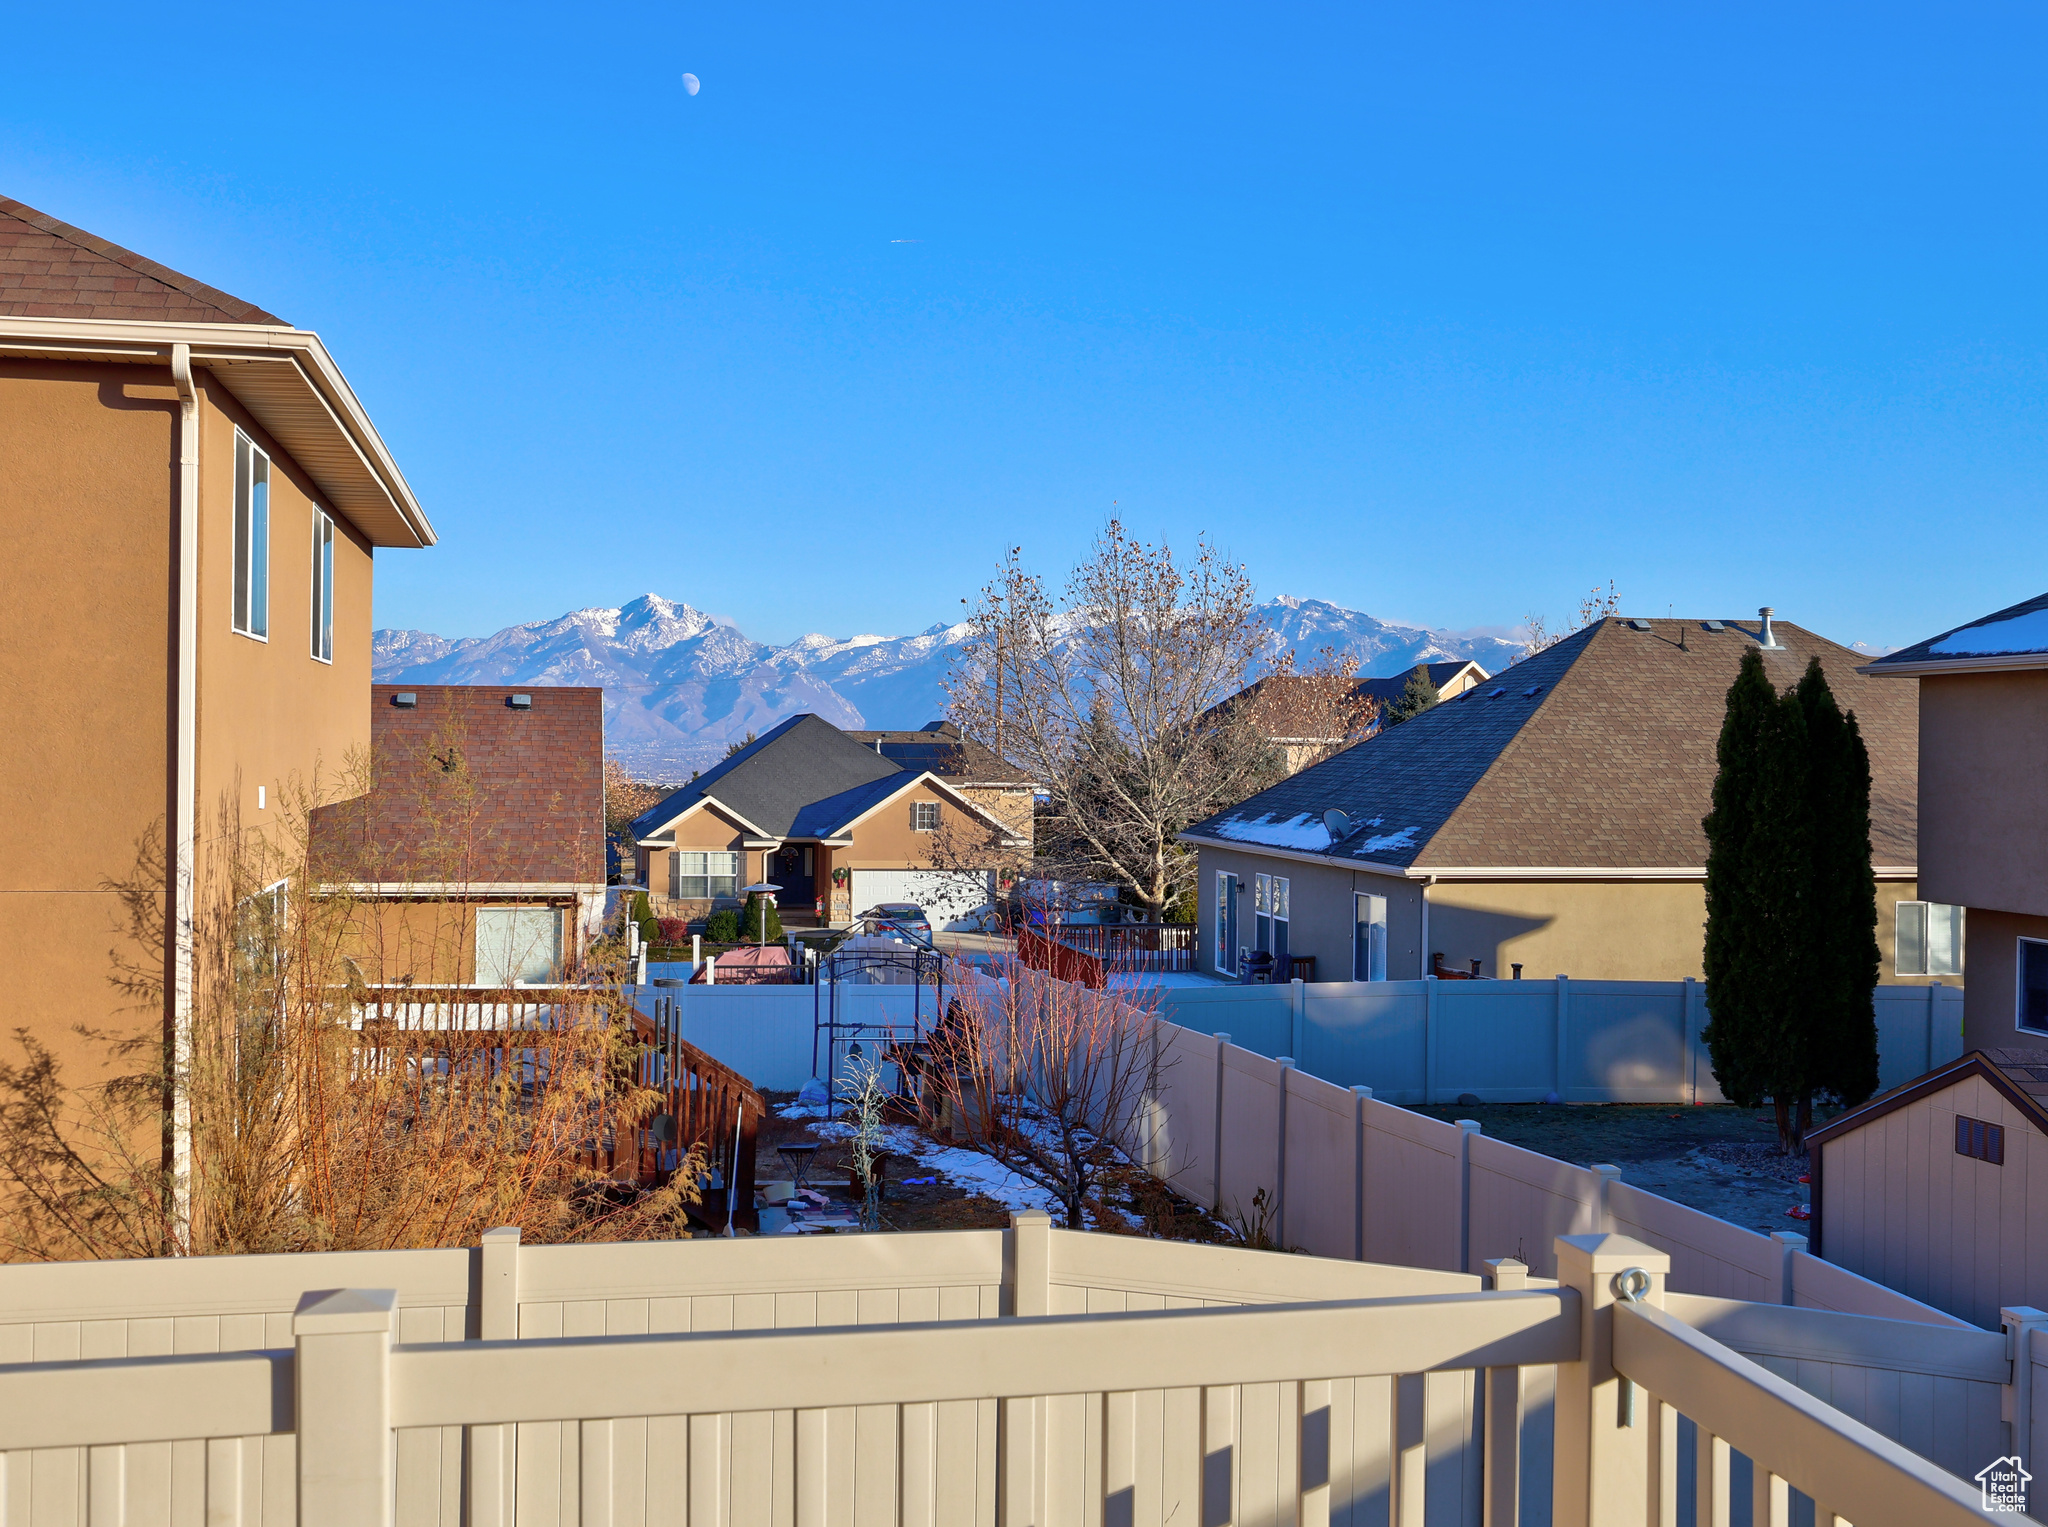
[681, 73, 700, 96]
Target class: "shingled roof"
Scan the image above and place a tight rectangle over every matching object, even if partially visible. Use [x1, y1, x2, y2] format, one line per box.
[0, 195, 285, 325]
[310, 686, 605, 886]
[631, 715, 908, 841]
[1863, 589, 2048, 676]
[1184, 616, 1918, 872]
[842, 721, 1034, 784]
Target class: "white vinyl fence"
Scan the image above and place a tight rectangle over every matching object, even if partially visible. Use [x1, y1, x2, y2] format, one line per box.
[0, 1222, 2018, 1526]
[1152, 976, 1965, 1104]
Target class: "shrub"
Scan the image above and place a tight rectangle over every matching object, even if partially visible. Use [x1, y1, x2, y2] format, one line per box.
[705, 909, 741, 942]
[741, 893, 784, 942]
[656, 917, 689, 944]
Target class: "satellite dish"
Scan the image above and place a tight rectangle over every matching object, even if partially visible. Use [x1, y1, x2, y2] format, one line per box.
[681, 73, 701, 95]
[1323, 809, 1352, 843]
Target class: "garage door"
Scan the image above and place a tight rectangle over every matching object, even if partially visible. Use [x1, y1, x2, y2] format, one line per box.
[851, 869, 998, 931]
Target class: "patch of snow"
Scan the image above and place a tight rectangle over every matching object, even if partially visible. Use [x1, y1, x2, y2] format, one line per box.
[1353, 825, 1420, 854]
[1210, 813, 1332, 851]
[1929, 608, 2048, 657]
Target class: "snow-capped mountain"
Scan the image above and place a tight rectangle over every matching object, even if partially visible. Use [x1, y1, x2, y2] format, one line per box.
[372, 594, 1527, 778]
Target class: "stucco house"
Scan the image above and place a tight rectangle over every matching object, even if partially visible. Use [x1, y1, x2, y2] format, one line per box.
[309, 686, 606, 986]
[1182, 612, 1925, 984]
[631, 715, 1025, 930]
[844, 720, 1039, 855]
[1863, 590, 2048, 1053]
[0, 196, 432, 1110]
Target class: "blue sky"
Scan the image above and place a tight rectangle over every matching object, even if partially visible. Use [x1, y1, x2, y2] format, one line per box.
[7, 3, 2044, 650]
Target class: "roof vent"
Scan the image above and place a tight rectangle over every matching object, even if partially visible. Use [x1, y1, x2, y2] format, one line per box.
[1488, 687, 1507, 698]
[1758, 607, 1782, 650]
[1626, 618, 1652, 631]
[509, 693, 533, 709]
[391, 692, 418, 708]
[1701, 620, 1726, 633]
[1523, 685, 1543, 697]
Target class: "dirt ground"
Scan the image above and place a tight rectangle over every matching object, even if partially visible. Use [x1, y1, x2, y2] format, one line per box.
[1409, 1102, 1818, 1236]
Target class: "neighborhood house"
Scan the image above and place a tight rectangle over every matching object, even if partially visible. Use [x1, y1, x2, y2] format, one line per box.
[630, 713, 1025, 929]
[1183, 613, 1933, 984]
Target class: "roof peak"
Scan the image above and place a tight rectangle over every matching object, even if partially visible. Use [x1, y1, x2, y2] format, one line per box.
[0, 194, 286, 325]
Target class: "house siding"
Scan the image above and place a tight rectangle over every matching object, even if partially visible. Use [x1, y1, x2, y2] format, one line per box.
[1193, 846, 1424, 982]
[1961, 908, 2048, 1056]
[1918, 671, 2048, 921]
[1817, 1072, 2048, 1329]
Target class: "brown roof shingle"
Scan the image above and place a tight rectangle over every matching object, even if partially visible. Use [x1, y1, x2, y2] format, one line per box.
[0, 195, 286, 325]
[311, 687, 606, 886]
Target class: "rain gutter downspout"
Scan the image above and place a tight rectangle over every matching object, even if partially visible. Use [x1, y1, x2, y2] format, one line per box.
[1419, 873, 1435, 979]
[169, 343, 199, 1242]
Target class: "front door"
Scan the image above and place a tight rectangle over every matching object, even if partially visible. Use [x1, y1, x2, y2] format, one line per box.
[773, 845, 815, 912]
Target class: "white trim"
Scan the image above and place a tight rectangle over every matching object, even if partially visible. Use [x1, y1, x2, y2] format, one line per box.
[327, 882, 603, 897]
[635, 792, 775, 842]
[1861, 652, 2048, 677]
[309, 506, 334, 664]
[231, 429, 271, 642]
[0, 316, 433, 547]
[836, 770, 1021, 842]
[1179, 832, 1917, 881]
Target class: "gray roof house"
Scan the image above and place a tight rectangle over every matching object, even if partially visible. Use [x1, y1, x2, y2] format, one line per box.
[629, 715, 1023, 928]
[1180, 613, 1923, 985]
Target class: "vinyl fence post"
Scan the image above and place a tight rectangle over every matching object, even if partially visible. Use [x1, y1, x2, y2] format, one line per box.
[1212, 1033, 1231, 1214]
[1352, 1085, 1373, 1262]
[1003, 1211, 1054, 1526]
[1552, 1235, 1668, 1527]
[1458, 1119, 1482, 1275]
[1681, 978, 1701, 1103]
[1424, 975, 1439, 1104]
[1555, 975, 1572, 1102]
[1483, 1258, 1529, 1527]
[295, 1288, 397, 1527]
[1290, 977, 1306, 1067]
[1276, 1057, 1296, 1249]
[1590, 1164, 1621, 1236]
[1769, 1231, 1806, 1307]
[2001, 1307, 2048, 1467]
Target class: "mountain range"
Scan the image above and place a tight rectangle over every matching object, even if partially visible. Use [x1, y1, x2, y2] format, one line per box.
[372, 595, 1529, 779]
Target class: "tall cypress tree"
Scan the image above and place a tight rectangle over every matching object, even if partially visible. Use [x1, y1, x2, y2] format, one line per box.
[1796, 658, 1880, 1118]
[1702, 649, 1815, 1151]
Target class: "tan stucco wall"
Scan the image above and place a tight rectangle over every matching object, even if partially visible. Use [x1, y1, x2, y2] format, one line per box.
[1918, 671, 2048, 920]
[193, 374, 375, 829]
[1195, 845, 1925, 984]
[0, 359, 383, 1100]
[342, 898, 574, 985]
[842, 783, 975, 867]
[1962, 908, 2048, 1056]
[954, 783, 1035, 852]
[0, 360, 179, 1082]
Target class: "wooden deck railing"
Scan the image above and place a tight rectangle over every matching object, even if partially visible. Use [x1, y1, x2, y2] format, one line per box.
[1017, 926, 1107, 988]
[1052, 920, 1199, 972]
[631, 994, 765, 1230]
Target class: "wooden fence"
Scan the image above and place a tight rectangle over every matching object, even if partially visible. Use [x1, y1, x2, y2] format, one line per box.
[1017, 928, 1105, 989]
[0, 1223, 2017, 1525]
[632, 995, 766, 1231]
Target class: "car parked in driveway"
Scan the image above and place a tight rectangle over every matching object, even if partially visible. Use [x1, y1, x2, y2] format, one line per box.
[859, 902, 933, 943]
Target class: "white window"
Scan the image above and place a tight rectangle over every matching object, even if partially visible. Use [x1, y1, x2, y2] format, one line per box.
[310, 509, 334, 662]
[1215, 871, 1239, 973]
[232, 430, 271, 639]
[911, 801, 941, 832]
[1255, 873, 1290, 959]
[1895, 901, 1964, 977]
[2020, 938, 2048, 1036]
[1353, 892, 1388, 981]
[671, 850, 740, 901]
[475, 907, 560, 986]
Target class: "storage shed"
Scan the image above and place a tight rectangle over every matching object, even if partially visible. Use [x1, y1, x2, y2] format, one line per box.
[1809, 1049, 2048, 1328]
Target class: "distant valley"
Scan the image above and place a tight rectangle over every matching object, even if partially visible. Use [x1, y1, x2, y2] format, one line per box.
[372, 594, 1529, 779]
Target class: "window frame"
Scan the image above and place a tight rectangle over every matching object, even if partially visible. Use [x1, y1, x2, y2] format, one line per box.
[232, 430, 271, 641]
[1895, 900, 1965, 978]
[1353, 892, 1388, 982]
[310, 508, 334, 663]
[474, 906, 562, 987]
[911, 801, 941, 833]
[671, 850, 741, 902]
[2019, 937, 2048, 1036]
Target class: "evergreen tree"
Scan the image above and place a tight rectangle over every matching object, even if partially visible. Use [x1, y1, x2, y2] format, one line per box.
[741, 891, 784, 943]
[1702, 649, 1814, 1152]
[1795, 658, 1881, 1117]
[1383, 666, 1441, 726]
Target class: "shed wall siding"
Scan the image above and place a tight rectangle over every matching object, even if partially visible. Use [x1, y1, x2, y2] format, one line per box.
[1820, 1073, 2048, 1328]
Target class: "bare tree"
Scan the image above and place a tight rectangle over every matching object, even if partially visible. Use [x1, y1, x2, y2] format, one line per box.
[1520, 581, 1622, 658]
[921, 957, 1164, 1229]
[947, 520, 1279, 918]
